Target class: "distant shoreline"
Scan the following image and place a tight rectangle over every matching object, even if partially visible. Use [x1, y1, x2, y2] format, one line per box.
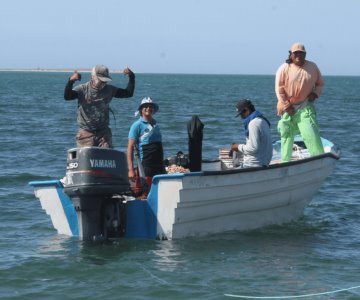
[0, 68, 121, 73]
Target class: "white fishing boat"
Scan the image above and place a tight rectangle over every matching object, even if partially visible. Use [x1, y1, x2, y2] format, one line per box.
[29, 134, 340, 241]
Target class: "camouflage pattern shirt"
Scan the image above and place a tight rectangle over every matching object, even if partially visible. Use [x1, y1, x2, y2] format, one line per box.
[64, 74, 135, 132]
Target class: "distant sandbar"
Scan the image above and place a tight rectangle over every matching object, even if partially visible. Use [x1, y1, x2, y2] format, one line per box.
[0, 68, 123, 73]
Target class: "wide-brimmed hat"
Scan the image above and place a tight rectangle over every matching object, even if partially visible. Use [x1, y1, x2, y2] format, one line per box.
[290, 42, 306, 53]
[135, 97, 159, 116]
[93, 65, 112, 82]
[235, 99, 253, 117]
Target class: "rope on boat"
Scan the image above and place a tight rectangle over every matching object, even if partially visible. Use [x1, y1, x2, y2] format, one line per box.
[224, 284, 360, 299]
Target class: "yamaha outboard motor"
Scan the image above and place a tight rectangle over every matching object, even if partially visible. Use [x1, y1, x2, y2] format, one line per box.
[63, 147, 131, 240]
[187, 115, 204, 172]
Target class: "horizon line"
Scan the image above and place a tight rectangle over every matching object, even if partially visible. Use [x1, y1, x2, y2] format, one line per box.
[0, 68, 358, 77]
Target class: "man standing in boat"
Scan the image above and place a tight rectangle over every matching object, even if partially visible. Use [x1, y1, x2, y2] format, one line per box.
[275, 42, 324, 162]
[64, 65, 135, 148]
[231, 99, 272, 168]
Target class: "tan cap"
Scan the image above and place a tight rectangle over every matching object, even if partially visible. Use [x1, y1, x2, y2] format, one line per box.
[94, 65, 112, 82]
[291, 43, 306, 53]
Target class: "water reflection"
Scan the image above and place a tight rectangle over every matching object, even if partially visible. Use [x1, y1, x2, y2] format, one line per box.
[149, 240, 184, 272]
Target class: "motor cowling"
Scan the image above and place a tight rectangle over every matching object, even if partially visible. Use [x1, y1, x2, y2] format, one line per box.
[63, 147, 131, 197]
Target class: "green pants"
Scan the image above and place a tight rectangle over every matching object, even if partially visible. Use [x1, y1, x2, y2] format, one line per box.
[277, 104, 324, 162]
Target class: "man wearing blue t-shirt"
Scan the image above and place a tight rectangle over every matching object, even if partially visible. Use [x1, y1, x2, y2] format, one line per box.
[127, 97, 166, 198]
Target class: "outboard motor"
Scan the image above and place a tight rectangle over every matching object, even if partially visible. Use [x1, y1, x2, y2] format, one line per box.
[63, 147, 131, 240]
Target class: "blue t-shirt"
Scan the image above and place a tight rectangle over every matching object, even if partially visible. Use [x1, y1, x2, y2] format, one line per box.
[128, 117, 162, 160]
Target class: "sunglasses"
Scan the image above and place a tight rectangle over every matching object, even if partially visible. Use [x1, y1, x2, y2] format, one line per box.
[142, 104, 154, 109]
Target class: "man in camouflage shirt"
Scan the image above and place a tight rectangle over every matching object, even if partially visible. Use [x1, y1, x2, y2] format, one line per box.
[64, 65, 135, 148]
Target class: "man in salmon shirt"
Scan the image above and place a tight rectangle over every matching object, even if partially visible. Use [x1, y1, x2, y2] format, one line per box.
[275, 42, 325, 162]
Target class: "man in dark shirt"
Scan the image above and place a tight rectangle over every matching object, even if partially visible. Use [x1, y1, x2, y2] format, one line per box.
[64, 65, 135, 148]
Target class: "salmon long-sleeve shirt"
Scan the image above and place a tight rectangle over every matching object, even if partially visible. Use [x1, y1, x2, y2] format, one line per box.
[275, 60, 324, 116]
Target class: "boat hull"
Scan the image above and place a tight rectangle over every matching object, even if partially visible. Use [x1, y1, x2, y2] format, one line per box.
[151, 153, 338, 239]
[30, 150, 338, 240]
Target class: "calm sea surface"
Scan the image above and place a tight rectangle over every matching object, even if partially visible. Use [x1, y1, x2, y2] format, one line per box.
[0, 72, 359, 299]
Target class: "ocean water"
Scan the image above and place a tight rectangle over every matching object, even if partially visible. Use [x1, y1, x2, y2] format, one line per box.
[0, 72, 359, 299]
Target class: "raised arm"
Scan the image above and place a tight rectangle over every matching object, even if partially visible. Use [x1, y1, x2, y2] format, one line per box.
[64, 71, 81, 100]
[114, 67, 135, 98]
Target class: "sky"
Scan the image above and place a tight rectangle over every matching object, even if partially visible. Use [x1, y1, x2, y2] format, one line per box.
[1, 0, 360, 75]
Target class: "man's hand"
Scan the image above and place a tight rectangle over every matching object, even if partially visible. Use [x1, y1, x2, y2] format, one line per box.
[123, 67, 134, 76]
[285, 105, 295, 116]
[128, 168, 136, 182]
[308, 92, 318, 102]
[70, 70, 81, 81]
[231, 143, 239, 152]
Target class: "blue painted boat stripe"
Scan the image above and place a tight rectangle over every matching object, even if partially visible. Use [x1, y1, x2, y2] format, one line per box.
[29, 180, 63, 187]
[141, 179, 159, 238]
[56, 185, 79, 236]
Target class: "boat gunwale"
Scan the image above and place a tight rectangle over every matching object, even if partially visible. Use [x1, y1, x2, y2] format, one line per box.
[28, 151, 340, 188]
[150, 151, 339, 184]
[202, 151, 340, 176]
[29, 179, 63, 187]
